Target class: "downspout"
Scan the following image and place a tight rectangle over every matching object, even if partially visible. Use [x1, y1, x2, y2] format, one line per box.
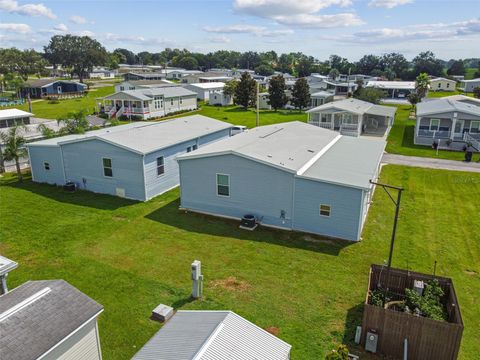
[291, 175, 296, 231]
[59, 145, 67, 185]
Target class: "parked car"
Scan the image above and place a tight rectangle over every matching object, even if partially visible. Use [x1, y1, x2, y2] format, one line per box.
[231, 125, 247, 135]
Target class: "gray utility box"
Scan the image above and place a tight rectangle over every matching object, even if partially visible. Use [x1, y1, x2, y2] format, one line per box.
[365, 331, 378, 353]
[151, 304, 174, 323]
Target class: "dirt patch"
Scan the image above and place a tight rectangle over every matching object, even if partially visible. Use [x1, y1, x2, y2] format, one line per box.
[210, 276, 251, 292]
[112, 216, 127, 221]
[265, 326, 280, 336]
[465, 269, 478, 276]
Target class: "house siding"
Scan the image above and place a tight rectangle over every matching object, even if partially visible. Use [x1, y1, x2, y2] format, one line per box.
[144, 128, 232, 200]
[41, 319, 102, 360]
[179, 154, 295, 229]
[293, 178, 363, 241]
[28, 146, 65, 185]
[61, 139, 146, 200]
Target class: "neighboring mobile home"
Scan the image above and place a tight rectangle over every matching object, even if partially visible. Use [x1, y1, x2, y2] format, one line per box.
[459, 78, 480, 93]
[185, 82, 225, 101]
[430, 77, 457, 92]
[132, 311, 291, 360]
[0, 279, 103, 360]
[22, 79, 87, 99]
[178, 121, 386, 241]
[114, 79, 175, 92]
[306, 98, 396, 137]
[365, 81, 416, 102]
[209, 90, 233, 106]
[101, 87, 197, 119]
[414, 98, 480, 151]
[309, 91, 335, 108]
[27, 116, 233, 201]
[0, 108, 33, 128]
[123, 72, 166, 81]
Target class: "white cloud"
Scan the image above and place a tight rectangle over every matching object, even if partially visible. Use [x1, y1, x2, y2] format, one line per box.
[203, 24, 293, 37]
[77, 30, 95, 37]
[233, 0, 361, 28]
[0, 22, 31, 33]
[0, 0, 56, 19]
[103, 32, 172, 46]
[209, 35, 231, 43]
[338, 18, 480, 43]
[69, 15, 87, 24]
[53, 23, 68, 32]
[368, 0, 413, 9]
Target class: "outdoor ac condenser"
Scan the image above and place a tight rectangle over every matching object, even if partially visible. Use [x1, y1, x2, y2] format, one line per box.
[365, 331, 378, 353]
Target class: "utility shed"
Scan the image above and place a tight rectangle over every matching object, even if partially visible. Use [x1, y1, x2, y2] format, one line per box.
[178, 121, 385, 241]
[27, 115, 233, 201]
[0, 280, 103, 360]
[132, 310, 291, 360]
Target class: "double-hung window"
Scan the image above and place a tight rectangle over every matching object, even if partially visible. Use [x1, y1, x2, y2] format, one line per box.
[103, 158, 113, 177]
[470, 121, 480, 134]
[157, 156, 165, 176]
[44, 162, 50, 170]
[216, 174, 230, 197]
[429, 119, 440, 131]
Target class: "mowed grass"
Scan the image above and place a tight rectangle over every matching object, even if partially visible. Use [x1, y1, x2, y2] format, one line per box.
[5, 85, 115, 119]
[0, 165, 479, 359]
[386, 104, 472, 161]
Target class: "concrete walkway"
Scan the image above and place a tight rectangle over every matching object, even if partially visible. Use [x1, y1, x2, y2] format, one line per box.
[382, 153, 480, 173]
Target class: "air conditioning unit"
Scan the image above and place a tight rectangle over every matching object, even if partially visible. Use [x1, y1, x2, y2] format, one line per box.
[365, 331, 378, 353]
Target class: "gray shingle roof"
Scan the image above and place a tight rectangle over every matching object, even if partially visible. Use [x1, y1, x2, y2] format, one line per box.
[28, 115, 233, 155]
[24, 78, 86, 88]
[132, 311, 291, 360]
[0, 280, 103, 360]
[417, 98, 480, 117]
[306, 98, 396, 118]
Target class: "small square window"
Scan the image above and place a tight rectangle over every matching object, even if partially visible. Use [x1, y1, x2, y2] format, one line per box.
[192, 144, 198, 151]
[187, 146, 192, 153]
[320, 204, 331, 217]
[217, 174, 230, 197]
[157, 156, 165, 176]
[44, 162, 50, 170]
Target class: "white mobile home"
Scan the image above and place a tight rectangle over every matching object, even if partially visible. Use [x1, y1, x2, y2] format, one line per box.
[209, 90, 233, 106]
[459, 78, 480, 93]
[365, 81, 416, 102]
[185, 82, 225, 101]
[178, 121, 386, 241]
[27, 116, 233, 201]
[430, 77, 457, 92]
[102, 87, 197, 119]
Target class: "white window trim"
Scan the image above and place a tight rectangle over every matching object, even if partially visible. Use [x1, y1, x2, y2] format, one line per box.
[102, 157, 113, 178]
[469, 121, 480, 132]
[429, 119, 440, 131]
[156, 156, 165, 177]
[216, 173, 230, 197]
[319, 204, 332, 217]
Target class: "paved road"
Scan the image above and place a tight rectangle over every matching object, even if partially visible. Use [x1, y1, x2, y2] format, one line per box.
[382, 153, 480, 173]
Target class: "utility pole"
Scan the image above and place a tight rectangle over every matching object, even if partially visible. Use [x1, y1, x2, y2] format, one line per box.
[256, 81, 260, 127]
[370, 180, 404, 300]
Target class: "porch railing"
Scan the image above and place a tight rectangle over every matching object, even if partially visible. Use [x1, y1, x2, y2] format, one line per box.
[417, 129, 451, 139]
[464, 133, 480, 150]
[340, 122, 361, 137]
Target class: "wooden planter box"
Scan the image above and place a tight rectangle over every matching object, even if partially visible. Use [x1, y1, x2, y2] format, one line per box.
[362, 265, 463, 360]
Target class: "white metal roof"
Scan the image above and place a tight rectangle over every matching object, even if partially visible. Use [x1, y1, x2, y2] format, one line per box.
[0, 255, 17, 277]
[132, 311, 291, 360]
[417, 98, 480, 117]
[365, 80, 416, 90]
[104, 87, 196, 101]
[0, 109, 33, 120]
[178, 121, 386, 189]
[187, 82, 226, 89]
[27, 115, 232, 155]
[306, 98, 397, 118]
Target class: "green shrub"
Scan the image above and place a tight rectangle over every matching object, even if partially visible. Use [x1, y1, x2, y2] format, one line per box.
[325, 344, 349, 360]
[405, 279, 447, 321]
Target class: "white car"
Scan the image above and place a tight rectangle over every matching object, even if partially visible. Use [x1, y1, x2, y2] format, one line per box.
[231, 125, 247, 136]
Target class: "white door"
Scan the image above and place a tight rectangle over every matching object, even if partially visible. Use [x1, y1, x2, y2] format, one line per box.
[454, 120, 464, 135]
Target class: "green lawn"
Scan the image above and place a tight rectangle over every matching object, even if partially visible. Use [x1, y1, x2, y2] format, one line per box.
[5, 85, 115, 119]
[428, 90, 462, 98]
[386, 104, 473, 161]
[465, 68, 478, 80]
[1, 165, 479, 359]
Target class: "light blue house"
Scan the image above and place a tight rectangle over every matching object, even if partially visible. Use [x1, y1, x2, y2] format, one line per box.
[27, 115, 233, 201]
[177, 122, 386, 241]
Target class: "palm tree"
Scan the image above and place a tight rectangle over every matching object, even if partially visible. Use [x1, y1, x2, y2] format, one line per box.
[329, 68, 340, 81]
[0, 126, 27, 181]
[415, 72, 430, 99]
[407, 93, 420, 110]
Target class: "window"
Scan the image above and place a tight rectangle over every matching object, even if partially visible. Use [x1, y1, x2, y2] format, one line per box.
[471, 121, 480, 133]
[154, 96, 163, 110]
[437, 83, 441, 88]
[192, 144, 198, 151]
[180, 98, 183, 104]
[429, 119, 440, 131]
[120, 86, 124, 91]
[216, 174, 230, 197]
[321, 114, 329, 123]
[319, 204, 331, 217]
[446, 83, 450, 88]
[44, 162, 50, 170]
[156, 156, 165, 176]
[187, 146, 192, 153]
[170, 99, 174, 105]
[103, 158, 113, 177]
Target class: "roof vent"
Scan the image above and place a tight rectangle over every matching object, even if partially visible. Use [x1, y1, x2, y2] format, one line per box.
[307, 149, 315, 153]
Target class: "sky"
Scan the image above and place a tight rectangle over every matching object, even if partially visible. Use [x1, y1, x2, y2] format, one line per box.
[0, 0, 479, 61]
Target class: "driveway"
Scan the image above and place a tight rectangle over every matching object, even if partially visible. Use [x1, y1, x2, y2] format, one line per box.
[382, 153, 480, 173]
